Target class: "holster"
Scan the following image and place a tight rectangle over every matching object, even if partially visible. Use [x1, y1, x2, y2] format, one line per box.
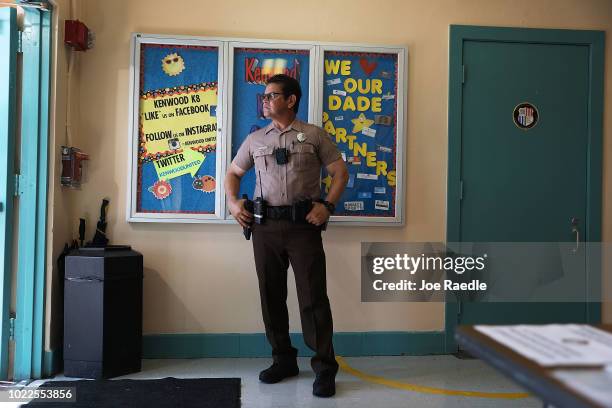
[291, 199, 313, 224]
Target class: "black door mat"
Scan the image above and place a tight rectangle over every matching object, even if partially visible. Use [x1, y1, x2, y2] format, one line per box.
[25, 377, 241, 408]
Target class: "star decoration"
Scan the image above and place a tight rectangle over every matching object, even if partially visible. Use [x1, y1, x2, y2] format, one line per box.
[321, 175, 332, 193]
[351, 113, 374, 133]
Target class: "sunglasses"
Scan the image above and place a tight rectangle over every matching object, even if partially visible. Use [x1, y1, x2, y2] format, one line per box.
[261, 92, 285, 101]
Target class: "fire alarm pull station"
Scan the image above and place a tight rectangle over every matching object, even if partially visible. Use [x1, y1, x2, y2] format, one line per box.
[61, 146, 89, 188]
[64, 20, 94, 51]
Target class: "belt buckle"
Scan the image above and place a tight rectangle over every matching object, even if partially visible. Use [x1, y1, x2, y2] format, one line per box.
[269, 206, 289, 220]
[281, 207, 291, 220]
[270, 207, 280, 219]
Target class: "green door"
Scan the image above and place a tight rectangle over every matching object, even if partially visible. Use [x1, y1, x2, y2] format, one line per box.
[461, 40, 588, 244]
[460, 39, 588, 325]
[447, 26, 604, 334]
[0, 7, 18, 379]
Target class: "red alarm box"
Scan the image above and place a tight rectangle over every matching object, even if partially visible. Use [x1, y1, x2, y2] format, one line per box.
[64, 20, 90, 51]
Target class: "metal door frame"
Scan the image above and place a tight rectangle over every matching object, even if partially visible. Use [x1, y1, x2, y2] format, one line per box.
[7, 5, 51, 380]
[0, 7, 19, 380]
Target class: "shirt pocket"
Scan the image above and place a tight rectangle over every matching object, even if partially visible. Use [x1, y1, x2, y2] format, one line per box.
[253, 146, 274, 173]
[292, 144, 318, 172]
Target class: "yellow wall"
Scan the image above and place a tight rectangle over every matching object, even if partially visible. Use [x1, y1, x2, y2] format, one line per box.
[45, 0, 612, 351]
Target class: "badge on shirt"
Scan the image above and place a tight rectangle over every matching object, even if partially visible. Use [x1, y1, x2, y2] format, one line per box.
[296, 132, 306, 143]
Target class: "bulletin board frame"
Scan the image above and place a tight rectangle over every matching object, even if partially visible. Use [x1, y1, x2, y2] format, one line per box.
[126, 33, 407, 226]
[127, 34, 226, 223]
[226, 41, 318, 215]
[317, 44, 406, 225]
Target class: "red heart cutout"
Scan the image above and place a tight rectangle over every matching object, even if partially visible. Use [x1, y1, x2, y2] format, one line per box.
[359, 58, 377, 76]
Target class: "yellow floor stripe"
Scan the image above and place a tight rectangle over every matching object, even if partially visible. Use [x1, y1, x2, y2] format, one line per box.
[336, 356, 530, 399]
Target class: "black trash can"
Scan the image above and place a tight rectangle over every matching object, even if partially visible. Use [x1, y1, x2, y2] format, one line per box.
[64, 246, 143, 379]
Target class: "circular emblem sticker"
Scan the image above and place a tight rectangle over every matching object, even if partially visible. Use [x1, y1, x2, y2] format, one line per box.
[513, 102, 539, 130]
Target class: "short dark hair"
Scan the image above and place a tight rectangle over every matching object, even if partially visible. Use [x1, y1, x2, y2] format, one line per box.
[266, 74, 301, 113]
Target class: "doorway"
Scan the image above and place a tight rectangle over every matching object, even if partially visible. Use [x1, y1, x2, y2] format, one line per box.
[445, 25, 604, 352]
[0, 5, 51, 380]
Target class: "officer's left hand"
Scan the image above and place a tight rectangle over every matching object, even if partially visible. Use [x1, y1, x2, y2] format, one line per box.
[306, 202, 330, 226]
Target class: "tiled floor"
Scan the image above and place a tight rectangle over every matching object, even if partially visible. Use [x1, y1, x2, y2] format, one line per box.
[14, 355, 540, 407]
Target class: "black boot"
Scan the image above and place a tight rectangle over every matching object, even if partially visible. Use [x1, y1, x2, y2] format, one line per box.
[312, 371, 336, 397]
[259, 362, 299, 384]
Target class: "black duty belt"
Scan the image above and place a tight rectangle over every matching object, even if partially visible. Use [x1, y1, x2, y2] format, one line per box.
[266, 206, 293, 220]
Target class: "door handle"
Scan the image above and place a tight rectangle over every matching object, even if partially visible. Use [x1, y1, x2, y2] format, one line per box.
[571, 217, 580, 252]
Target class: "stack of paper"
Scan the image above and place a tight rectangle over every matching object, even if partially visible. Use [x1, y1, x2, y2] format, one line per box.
[475, 324, 612, 367]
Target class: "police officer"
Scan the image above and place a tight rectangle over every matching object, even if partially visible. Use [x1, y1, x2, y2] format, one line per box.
[225, 74, 349, 397]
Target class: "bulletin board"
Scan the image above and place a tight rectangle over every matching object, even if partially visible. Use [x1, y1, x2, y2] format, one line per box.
[127, 34, 406, 225]
[127, 35, 225, 222]
[228, 43, 315, 201]
[320, 47, 401, 222]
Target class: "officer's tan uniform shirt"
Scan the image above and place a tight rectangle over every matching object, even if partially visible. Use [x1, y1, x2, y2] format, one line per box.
[232, 119, 342, 206]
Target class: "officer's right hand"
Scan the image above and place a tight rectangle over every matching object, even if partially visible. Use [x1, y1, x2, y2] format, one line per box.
[229, 199, 254, 228]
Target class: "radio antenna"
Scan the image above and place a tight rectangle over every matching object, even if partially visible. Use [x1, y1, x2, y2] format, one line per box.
[258, 170, 264, 199]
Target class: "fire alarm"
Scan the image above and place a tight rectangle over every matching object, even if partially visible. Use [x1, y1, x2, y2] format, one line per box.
[64, 20, 94, 51]
[61, 146, 89, 188]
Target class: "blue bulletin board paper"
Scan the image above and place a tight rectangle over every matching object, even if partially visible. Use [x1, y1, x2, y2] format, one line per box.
[230, 47, 311, 200]
[128, 34, 405, 225]
[137, 43, 220, 215]
[322, 50, 398, 218]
